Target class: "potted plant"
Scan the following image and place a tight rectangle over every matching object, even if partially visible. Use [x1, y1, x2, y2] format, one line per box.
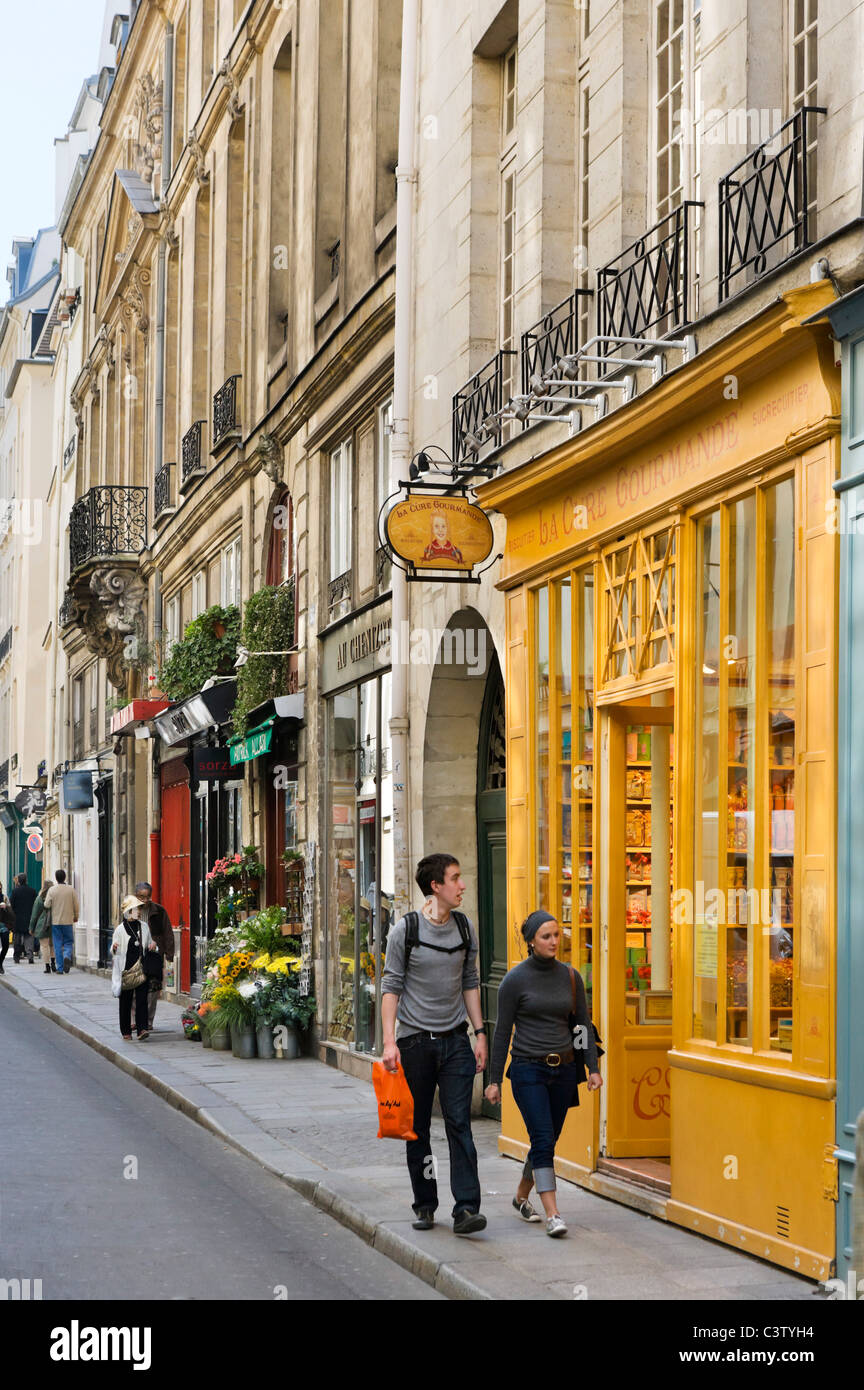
[202, 1005, 231, 1051]
[211, 982, 258, 1058]
[198, 1001, 216, 1047]
[275, 980, 317, 1060]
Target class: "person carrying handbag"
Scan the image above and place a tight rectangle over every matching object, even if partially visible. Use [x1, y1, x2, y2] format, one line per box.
[30, 882, 56, 973]
[485, 910, 603, 1238]
[111, 895, 157, 1040]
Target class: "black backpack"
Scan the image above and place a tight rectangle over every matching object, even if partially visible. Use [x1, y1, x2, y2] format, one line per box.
[403, 910, 471, 972]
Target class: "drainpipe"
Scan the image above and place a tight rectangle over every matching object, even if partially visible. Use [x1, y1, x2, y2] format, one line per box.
[389, 0, 419, 918]
[149, 22, 173, 904]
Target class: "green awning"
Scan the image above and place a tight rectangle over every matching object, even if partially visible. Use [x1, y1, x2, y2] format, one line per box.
[228, 716, 276, 765]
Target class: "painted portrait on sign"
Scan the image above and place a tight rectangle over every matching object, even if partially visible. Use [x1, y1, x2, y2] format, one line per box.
[386, 495, 494, 571]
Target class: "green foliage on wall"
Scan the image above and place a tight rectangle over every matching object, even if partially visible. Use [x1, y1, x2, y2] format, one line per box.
[158, 604, 241, 701]
[233, 584, 296, 734]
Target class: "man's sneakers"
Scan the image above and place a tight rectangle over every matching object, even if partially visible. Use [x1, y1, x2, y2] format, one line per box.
[513, 1196, 542, 1223]
[411, 1209, 435, 1230]
[453, 1209, 487, 1236]
[545, 1214, 568, 1238]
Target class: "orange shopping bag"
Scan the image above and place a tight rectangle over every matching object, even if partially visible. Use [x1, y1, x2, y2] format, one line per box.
[372, 1061, 418, 1140]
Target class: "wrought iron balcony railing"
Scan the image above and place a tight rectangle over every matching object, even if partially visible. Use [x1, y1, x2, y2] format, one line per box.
[328, 569, 351, 618]
[213, 375, 241, 448]
[154, 462, 175, 520]
[597, 202, 702, 354]
[69, 486, 148, 570]
[0, 759, 8, 793]
[0, 626, 11, 665]
[59, 592, 76, 628]
[718, 106, 827, 303]
[376, 545, 391, 594]
[521, 290, 595, 412]
[452, 349, 517, 462]
[180, 420, 207, 490]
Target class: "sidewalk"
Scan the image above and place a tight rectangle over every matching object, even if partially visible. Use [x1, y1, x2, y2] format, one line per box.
[0, 961, 820, 1302]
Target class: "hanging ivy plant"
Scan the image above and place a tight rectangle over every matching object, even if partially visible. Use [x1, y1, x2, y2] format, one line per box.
[158, 604, 241, 701]
[233, 584, 296, 734]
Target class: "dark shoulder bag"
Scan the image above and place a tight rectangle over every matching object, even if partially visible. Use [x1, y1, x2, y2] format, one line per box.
[568, 965, 605, 1082]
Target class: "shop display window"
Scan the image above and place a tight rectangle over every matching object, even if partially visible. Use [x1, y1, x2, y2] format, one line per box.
[692, 479, 796, 1056]
[624, 723, 673, 1024]
[532, 571, 595, 1008]
[326, 673, 394, 1055]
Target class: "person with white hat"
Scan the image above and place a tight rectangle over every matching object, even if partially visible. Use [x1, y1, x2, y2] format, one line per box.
[111, 894, 157, 1041]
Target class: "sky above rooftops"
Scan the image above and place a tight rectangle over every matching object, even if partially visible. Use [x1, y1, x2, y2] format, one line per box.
[1, 0, 110, 306]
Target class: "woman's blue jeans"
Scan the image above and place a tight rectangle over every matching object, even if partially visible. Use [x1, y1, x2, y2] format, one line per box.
[510, 1058, 581, 1193]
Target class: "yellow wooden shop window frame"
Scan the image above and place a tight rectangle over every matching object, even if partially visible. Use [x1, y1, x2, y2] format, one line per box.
[680, 467, 803, 1072]
[527, 560, 598, 982]
[598, 518, 678, 701]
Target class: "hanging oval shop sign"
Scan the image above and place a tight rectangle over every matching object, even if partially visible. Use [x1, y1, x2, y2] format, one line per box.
[386, 493, 494, 573]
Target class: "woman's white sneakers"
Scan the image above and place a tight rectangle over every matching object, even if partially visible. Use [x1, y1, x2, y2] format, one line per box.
[545, 1214, 568, 1238]
[513, 1196, 542, 1223]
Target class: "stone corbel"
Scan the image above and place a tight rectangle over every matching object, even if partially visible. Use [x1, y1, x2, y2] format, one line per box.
[187, 127, 209, 184]
[81, 567, 148, 689]
[219, 59, 245, 124]
[257, 433, 283, 485]
[120, 263, 151, 335]
[161, 216, 179, 253]
[115, 212, 143, 267]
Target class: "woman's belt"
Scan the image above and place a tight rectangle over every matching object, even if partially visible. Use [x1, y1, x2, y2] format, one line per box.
[513, 1047, 576, 1067]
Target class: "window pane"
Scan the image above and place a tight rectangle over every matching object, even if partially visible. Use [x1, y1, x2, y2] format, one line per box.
[535, 587, 550, 909]
[765, 480, 795, 1053]
[553, 577, 572, 950]
[725, 496, 756, 1046]
[327, 692, 358, 1045]
[693, 511, 720, 1041]
[356, 679, 378, 1055]
[576, 570, 595, 1011]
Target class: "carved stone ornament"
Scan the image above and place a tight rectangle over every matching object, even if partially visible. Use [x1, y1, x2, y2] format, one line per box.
[115, 212, 143, 267]
[187, 127, 209, 184]
[257, 433, 283, 485]
[134, 73, 163, 183]
[120, 263, 152, 335]
[75, 411, 85, 438]
[84, 566, 148, 689]
[219, 59, 245, 124]
[161, 216, 179, 252]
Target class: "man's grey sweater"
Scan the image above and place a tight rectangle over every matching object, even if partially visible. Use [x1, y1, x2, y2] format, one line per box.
[382, 910, 480, 1037]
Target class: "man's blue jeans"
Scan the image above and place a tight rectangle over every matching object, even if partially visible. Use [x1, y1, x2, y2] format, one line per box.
[52, 924, 74, 971]
[510, 1058, 581, 1193]
[399, 1028, 480, 1216]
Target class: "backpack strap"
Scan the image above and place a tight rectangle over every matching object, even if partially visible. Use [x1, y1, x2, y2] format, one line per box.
[403, 911, 420, 973]
[451, 911, 472, 953]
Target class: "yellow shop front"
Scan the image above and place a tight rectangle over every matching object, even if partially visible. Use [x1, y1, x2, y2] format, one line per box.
[477, 285, 840, 1280]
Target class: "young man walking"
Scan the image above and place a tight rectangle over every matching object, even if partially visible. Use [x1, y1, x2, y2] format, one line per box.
[44, 869, 79, 975]
[381, 853, 488, 1235]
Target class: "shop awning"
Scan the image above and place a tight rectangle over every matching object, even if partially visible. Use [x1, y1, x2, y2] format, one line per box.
[153, 681, 237, 746]
[110, 698, 170, 737]
[228, 716, 277, 765]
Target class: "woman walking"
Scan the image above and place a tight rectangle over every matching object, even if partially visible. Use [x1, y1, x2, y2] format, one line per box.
[111, 895, 156, 1041]
[485, 910, 602, 1237]
[30, 881, 56, 973]
[0, 882, 12, 974]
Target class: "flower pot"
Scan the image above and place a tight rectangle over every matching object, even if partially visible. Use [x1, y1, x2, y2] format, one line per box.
[274, 1024, 301, 1059]
[210, 1026, 231, 1051]
[201, 1027, 212, 1048]
[256, 1023, 276, 1059]
[231, 1023, 257, 1059]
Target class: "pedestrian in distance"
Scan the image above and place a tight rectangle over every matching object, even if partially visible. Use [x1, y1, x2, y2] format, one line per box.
[484, 910, 602, 1238]
[111, 894, 158, 1041]
[43, 869, 79, 975]
[10, 873, 37, 964]
[0, 882, 14, 974]
[30, 881, 56, 973]
[134, 882, 174, 1030]
[381, 852, 488, 1236]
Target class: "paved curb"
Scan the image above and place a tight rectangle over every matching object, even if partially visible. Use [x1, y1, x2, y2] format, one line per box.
[0, 975, 491, 1301]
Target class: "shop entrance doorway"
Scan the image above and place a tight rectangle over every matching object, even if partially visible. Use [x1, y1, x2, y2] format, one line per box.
[599, 698, 674, 1194]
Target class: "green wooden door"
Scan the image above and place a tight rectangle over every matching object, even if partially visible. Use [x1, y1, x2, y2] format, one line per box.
[478, 788, 507, 1118]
